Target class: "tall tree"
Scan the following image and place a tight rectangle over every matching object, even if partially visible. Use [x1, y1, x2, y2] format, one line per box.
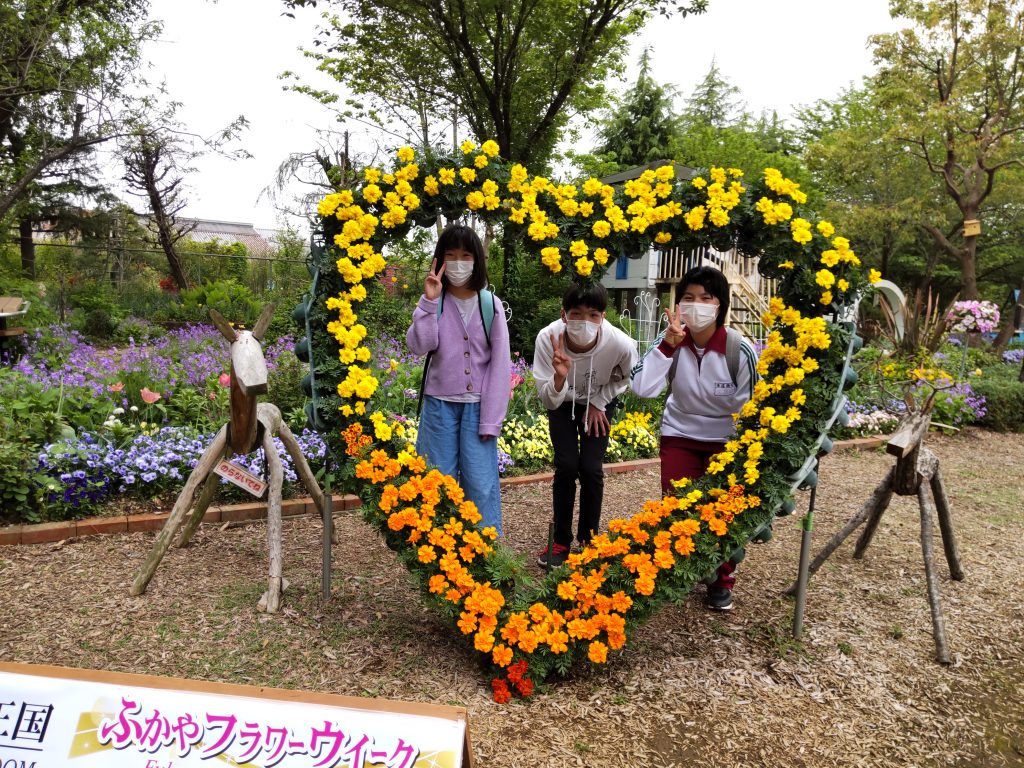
[283, 0, 709, 293]
[797, 83, 937, 284]
[681, 58, 746, 130]
[871, 0, 1024, 299]
[589, 47, 681, 170]
[122, 129, 193, 291]
[0, 0, 157, 222]
[282, 0, 708, 169]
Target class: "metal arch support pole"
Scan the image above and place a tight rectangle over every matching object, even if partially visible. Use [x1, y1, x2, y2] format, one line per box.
[322, 455, 333, 602]
[792, 483, 818, 640]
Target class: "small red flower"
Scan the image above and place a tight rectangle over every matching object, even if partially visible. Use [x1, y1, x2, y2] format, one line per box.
[491, 678, 512, 704]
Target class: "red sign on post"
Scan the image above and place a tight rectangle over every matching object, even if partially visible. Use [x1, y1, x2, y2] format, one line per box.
[213, 459, 268, 497]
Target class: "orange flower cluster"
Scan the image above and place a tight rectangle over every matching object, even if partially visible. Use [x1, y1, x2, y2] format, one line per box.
[355, 450, 507, 660]
[342, 423, 372, 457]
[698, 485, 762, 537]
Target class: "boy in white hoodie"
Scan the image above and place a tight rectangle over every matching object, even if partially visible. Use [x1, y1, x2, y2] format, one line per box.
[533, 283, 638, 567]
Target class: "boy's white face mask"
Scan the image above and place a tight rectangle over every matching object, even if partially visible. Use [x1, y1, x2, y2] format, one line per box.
[678, 301, 718, 333]
[445, 260, 474, 286]
[565, 319, 600, 346]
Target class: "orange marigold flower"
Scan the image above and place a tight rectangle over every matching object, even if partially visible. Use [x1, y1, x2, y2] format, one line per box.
[588, 640, 609, 663]
[492, 644, 513, 667]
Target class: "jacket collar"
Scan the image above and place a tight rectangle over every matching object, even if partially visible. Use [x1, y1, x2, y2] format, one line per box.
[682, 324, 727, 354]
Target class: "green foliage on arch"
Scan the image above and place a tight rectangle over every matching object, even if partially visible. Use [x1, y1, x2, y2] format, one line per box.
[302, 140, 873, 700]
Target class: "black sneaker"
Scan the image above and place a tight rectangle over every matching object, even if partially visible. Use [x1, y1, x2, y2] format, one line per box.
[537, 542, 570, 568]
[704, 585, 734, 611]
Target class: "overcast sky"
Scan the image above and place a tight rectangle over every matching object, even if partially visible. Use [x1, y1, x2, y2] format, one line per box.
[123, 0, 901, 231]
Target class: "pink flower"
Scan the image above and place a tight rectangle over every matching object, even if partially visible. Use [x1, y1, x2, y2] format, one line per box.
[509, 372, 524, 400]
[140, 387, 162, 404]
[208, 392, 217, 401]
[109, 382, 124, 393]
[218, 372, 231, 387]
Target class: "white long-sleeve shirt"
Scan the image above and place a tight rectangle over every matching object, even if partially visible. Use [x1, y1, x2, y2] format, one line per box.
[533, 319, 638, 412]
[630, 325, 757, 442]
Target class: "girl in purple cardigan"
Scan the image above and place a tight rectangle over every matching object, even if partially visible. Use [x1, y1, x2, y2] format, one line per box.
[406, 224, 512, 535]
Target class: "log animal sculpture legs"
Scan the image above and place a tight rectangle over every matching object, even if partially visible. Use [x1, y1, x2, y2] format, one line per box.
[131, 426, 228, 596]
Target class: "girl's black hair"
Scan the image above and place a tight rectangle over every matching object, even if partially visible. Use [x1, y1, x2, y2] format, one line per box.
[676, 265, 730, 327]
[433, 223, 488, 291]
[562, 282, 608, 312]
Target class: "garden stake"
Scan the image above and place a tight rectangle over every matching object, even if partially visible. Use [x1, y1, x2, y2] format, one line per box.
[792, 482, 817, 640]
[322, 455, 333, 602]
[131, 306, 329, 613]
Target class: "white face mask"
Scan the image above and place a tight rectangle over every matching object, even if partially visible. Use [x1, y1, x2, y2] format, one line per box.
[565, 319, 600, 346]
[679, 301, 718, 333]
[445, 260, 474, 287]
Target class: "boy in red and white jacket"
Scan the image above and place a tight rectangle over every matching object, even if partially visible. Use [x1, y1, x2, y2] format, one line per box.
[631, 266, 758, 610]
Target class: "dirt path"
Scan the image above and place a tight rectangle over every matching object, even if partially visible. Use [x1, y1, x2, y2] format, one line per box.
[1, 429, 1022, 767]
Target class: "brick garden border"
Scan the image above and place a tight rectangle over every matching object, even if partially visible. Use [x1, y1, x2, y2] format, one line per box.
[0, 438, 887, 546]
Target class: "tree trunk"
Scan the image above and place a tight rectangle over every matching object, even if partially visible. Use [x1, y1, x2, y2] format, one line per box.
[959, 233, 979, 300]
[19, 218, 35, 280]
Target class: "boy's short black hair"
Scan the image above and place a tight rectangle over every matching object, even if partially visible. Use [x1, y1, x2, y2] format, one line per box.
[562, 282, 608, 313]
[434, 223, 488, 291]
[676, 265, 730, 327]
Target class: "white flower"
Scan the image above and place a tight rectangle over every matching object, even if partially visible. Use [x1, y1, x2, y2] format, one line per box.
[130, 405, 139, 412]
[112, 407, 125, 416]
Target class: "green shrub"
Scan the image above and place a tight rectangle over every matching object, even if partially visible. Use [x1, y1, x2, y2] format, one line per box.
[178, 280, 261, 326]
[69, 281, 124, 320]
[112, 316, 162, 344]
[268, 349, 308, 416]
[83, 308, 118, 340]
[973, 378, 1024, 431]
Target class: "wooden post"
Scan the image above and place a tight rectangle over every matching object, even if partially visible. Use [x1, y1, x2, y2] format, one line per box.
[175, 473, 219, 548]
[918, 483, 952, 664]
[263, 428, 284, 613]
[852, 481, 895, 559]
[131, 427, 227, 596]
[930, 467, 965, 581]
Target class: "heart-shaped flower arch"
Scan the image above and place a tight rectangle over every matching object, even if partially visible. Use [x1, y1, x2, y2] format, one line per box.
[302, 141, 877, 702]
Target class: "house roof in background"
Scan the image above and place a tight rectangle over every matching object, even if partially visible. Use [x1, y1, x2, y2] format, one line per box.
[600, 160, 698, 186]
[179, 218, 281, 257]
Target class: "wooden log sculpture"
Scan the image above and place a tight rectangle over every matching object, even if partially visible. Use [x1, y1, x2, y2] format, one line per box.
[130, 305, 328, 613]
[785, 409, 964, 663]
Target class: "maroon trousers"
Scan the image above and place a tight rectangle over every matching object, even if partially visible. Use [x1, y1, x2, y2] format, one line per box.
[660, 435, 736, 590]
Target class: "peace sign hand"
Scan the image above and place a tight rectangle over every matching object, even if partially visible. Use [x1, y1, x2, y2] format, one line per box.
[424, 258, 445, 301]
[663, 304, 685, 348]
[550, 332, 571, 381]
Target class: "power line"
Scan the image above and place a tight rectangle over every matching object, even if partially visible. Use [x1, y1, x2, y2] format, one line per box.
[0, 237, 310, 264]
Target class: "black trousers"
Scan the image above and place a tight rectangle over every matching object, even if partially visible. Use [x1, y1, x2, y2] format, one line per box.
[547, 401, 613, 547]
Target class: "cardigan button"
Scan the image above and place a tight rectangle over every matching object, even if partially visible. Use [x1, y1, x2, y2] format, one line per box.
[464, 368, 470, 375]
[466, 384, 473, 391]
[464, 351, 470, 358]
[463, 335, 469, 341]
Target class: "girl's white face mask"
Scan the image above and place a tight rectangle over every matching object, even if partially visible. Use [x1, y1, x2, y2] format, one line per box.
[445, 260, 474, 287]
[565, 319, 600, 346]
[678, 301, 718, 333]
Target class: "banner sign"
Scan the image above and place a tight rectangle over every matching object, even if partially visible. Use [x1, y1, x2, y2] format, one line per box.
[213, 460, 268, 498]
[0, 663, 471, 768]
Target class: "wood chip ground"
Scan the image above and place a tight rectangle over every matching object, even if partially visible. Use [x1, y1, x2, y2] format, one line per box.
[1, 429, 1022, 767]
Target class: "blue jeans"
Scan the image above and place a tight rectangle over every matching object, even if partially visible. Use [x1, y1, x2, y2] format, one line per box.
[416, 396, 503, 536]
